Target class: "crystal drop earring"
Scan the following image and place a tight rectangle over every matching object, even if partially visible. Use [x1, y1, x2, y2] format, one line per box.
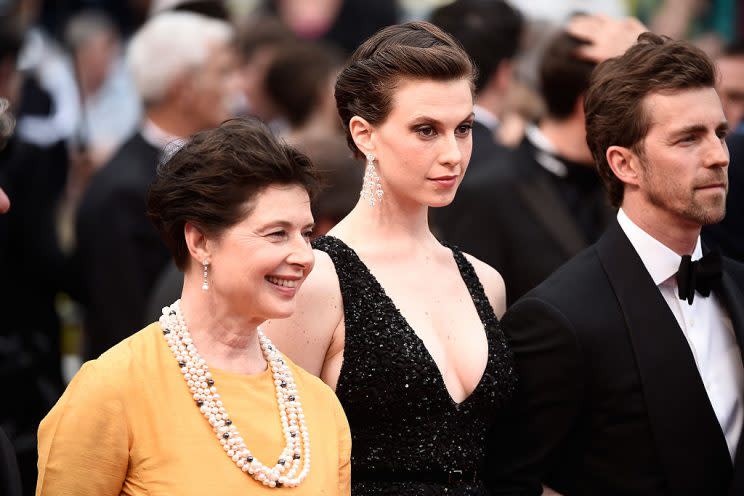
[201, 260, 210, 291]
[361, 153, 383, 207]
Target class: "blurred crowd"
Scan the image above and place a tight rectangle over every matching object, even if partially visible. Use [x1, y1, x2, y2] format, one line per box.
[0, 0, 743, 493]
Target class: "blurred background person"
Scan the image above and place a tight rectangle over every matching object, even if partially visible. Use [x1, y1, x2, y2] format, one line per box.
[429, 0, 525, 237]
[0, 13, 70, 495]
[72, 10, 242, 361]
[715, 39, 744, 134]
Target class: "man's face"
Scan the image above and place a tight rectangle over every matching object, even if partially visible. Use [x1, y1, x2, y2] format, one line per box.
[184, 42, 243, 130]
[633, 87, 729, 228]
[717, 54, 744, 129]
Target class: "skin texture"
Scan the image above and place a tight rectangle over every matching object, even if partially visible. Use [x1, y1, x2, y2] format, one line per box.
[607, 87, 729, 255]
[180, 184, 315, 375]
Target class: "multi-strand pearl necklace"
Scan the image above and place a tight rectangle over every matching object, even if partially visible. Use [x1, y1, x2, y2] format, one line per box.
[159, 300, 311, 488]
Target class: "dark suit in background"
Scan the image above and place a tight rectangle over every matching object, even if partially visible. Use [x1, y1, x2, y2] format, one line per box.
[73, 132, 169, 359]
[0, 426, 21, 496]
[438, 134, 613, 304]
[493, 220, 744, 495]
[704, 133, 744, 263]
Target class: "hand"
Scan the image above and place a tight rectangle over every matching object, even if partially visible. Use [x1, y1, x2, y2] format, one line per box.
[0, 187, 9, 213]
[566, 14, 647, 63]
[541, 484, 564, 496]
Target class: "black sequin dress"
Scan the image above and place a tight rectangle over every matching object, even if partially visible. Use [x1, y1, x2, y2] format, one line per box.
[313, 236, 517, 495]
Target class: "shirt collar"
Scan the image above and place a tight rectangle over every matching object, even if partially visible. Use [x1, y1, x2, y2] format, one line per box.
[525, 124, 568, 177]
[473, 104, 500, 131]
[616, 208, 702, 285]
[140, 118, 185, 150]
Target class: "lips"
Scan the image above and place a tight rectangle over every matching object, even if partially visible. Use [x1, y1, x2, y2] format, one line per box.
[429, 175, 458, 187]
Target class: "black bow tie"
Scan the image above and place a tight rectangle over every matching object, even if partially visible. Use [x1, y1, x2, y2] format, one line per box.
[676, 250, 722, 305]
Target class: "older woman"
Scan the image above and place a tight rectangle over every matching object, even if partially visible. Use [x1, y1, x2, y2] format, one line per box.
[36, 119, 351, 495]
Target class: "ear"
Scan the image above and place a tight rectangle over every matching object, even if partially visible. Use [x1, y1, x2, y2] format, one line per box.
[349, 116, 375, 157]
[184, 222, 211, 266]
[606, 145, 642, 187]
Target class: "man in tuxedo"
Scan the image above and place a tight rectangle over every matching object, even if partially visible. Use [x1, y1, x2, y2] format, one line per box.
[494, 33, 744, 495]
[429, 0, 523, 235]
[74, 11, 242, 359]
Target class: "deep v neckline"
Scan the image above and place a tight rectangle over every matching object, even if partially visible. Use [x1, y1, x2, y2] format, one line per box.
[325, 235, 493, 407]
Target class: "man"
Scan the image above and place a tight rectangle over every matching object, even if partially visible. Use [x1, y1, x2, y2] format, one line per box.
[441, 24, 614, 304]
[716, 40, 744, 133]
[74, 11, 241, 359]
[495, 33, 744, 495]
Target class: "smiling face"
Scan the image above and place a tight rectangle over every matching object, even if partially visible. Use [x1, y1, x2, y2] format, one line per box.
[204, 184, 315, 321]
[366, 77, 474, 208]
[631, 87, 729, 228]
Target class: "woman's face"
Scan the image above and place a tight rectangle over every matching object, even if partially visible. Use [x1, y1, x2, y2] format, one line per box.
[205, 184, 315, 321]
[369, 77, 474, 208]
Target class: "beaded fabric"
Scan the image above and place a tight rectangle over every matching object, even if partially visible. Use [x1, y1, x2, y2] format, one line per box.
[313, 236, 517, 495]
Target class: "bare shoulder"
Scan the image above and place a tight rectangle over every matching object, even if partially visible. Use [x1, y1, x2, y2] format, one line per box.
[263, 249, 344, 376]
[462, 252, 507, 319]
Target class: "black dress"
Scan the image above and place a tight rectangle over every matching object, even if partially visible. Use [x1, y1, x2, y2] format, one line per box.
[313, 236, 517, 495]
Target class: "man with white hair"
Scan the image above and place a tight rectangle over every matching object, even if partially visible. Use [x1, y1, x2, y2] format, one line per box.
[74, 11, 241, 359]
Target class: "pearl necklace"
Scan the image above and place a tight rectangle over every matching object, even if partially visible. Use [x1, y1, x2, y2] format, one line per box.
[159, 300, 311, 488]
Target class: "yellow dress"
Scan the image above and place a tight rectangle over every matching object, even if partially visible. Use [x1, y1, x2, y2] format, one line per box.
[36, 323, 351, 495]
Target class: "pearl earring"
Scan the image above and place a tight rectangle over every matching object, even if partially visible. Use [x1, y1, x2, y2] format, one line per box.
[201, 260, 210, 291]
[361, 153, 383, 207]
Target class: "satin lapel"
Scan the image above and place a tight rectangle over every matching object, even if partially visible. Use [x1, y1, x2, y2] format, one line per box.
[515, 156, 586, 256]
[718, 268, 744, 496]
[597, 221, 732, 494]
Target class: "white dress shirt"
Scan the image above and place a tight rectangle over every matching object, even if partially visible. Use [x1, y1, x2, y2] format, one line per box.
[617, 209, 744, 459]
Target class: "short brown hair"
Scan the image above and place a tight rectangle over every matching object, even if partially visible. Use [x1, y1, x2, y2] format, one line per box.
[540, 30, 595, 119]
[147, 118, 318, 270]
[335, 21, 476, 159]
[585, 32, 717, 207]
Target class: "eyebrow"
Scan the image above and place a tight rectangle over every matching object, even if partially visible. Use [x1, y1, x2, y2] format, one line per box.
[259, 220, 315, 230]
[410, 112, 475, 126]
[669, 121, 729, 137]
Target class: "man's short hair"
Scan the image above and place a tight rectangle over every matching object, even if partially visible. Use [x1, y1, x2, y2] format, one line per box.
[585, 32, 717, 207]
[539, 30, 596, 119]
[430, 0, 523, 94]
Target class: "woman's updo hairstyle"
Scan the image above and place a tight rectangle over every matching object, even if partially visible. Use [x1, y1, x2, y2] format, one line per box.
[335, 21, 476, 159]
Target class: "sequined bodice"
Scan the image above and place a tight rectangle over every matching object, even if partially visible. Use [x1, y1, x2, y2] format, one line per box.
[313, 236, 516, 495]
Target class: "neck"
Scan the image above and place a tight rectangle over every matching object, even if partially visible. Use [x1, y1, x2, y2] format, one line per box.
[539, 116, 592, 165]
[331, 194, 437, 254]
[145, 104, 198, 139]
[622, 199, 700, 256]
[178, 272, 267, 374]
[475, 91, 504, 120]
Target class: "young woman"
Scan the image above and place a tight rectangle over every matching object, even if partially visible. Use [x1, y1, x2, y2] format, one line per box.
[265, 22, 515, 495]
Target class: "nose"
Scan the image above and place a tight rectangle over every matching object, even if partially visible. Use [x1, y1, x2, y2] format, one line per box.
[706, 134, 729, 169]
[287, 234, 315, 274]
[440, 133, 463, 167]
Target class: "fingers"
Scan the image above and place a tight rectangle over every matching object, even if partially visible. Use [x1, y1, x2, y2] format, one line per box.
[0, 187, 9, 214]
[566, 14, 648, 63]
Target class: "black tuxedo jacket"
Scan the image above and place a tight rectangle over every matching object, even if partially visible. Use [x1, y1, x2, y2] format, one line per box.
[73, 132, 170, 359]
[492, 220, 744, 495]
[436, 137, 613, 305]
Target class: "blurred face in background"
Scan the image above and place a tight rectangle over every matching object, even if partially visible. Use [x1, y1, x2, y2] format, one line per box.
[183, 42, 243, 129]
[717, 54, 744, 129]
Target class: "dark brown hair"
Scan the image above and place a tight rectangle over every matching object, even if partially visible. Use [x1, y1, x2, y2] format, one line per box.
[335, 21, 476, 159]
[265, 42, 342, 127]
[147, 118, 318, 270]
[585, 32, 717, 207]
[540, 30, 595, 119]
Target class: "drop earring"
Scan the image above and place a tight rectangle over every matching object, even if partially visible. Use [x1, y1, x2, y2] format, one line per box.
[361, 153, 383, 207]
[201, 260, 210, 291]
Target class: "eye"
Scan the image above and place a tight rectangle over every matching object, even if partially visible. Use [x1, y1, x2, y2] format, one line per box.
[716, 129, 729, 140]
[415, 125, 436, 138]
[678, 135, 697, 144]
[456, 123, 473, 137]
[302, 229, 314, 240]
[267, 230, 288, 240]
